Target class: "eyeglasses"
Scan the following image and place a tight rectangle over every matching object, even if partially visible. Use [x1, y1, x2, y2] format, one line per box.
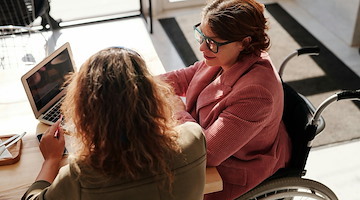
[193, 23, 235, 53]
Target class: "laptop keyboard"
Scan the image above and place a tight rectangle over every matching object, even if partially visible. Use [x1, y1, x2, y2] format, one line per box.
[43, 98, 63, 123]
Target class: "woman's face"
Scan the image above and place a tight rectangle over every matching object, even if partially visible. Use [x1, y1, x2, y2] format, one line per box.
[198, 22, 245, 70]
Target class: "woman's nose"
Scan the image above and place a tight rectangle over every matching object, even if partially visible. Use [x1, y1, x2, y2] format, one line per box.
[199, 40, 208, 52]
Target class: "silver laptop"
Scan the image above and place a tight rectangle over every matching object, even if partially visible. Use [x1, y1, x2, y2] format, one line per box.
[21, 42, 76, 125]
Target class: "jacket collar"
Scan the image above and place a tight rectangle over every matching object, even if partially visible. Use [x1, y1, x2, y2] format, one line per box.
[194, 53, 262, 111]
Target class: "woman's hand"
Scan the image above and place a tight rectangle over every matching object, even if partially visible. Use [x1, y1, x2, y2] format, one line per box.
[36, 116, 65, 183]
[39, 117, 65, 162]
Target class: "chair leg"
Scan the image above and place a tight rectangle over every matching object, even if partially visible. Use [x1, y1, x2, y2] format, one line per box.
[41, 12, 60, 30]
[40, 0, 60, 30]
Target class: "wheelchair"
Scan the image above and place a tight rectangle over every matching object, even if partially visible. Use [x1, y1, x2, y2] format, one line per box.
[235, 46, 360, 200]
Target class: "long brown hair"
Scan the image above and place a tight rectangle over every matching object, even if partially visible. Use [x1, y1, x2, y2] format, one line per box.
[61, 47, 180, 183]
[203, 0, 270, 56]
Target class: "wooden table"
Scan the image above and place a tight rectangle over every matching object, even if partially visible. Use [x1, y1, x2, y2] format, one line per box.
[0, 70, 223, 199]
[204, 166, 223, 194]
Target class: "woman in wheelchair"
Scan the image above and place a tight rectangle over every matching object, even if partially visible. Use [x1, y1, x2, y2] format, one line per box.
[159, 0, 292, 199]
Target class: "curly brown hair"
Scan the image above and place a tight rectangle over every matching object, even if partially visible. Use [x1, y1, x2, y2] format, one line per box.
[203, 0, 270, 57]
[61, 47, 180, 183]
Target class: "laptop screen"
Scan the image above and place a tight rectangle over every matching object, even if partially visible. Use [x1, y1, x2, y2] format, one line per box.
[25, 48, 74, 111]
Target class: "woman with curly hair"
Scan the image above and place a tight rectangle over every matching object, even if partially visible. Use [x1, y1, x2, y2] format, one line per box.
[22, 47, 206, 200]
[160, 0, 292, 199]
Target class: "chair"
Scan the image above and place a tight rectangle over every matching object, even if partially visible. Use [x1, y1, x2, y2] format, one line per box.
[0, 0, 59, 70]
[0, 0, 60, 30]
[270, 82, 325, 178]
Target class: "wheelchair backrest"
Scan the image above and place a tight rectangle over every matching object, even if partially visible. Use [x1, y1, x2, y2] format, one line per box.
[281, 82, 319, 176]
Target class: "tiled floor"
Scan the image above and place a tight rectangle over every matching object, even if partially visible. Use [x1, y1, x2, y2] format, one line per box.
[1, 0, 359, 199]
[305, 140, 360, 200]
[270, 0, 360, 77]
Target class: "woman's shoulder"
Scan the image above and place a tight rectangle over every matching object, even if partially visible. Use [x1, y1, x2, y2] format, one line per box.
[175, 122, 205, 144]
[234, 52, 279, 82]
[174, 122, 206, 160]
[247, 52, 272, 67]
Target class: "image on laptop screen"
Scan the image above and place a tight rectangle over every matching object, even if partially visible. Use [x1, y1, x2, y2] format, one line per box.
[26, 48, 73, 111]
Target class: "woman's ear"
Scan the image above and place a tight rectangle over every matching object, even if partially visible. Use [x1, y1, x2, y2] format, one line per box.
[242, 36, 252, 47]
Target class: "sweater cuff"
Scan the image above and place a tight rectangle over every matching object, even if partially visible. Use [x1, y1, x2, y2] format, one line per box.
[22, 180, 51, 200]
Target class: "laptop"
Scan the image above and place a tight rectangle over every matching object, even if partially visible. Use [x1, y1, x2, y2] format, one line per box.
[21, 42, 76, 125]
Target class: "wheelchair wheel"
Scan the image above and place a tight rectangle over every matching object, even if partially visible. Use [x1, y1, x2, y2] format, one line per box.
[235, 177, 338, 200]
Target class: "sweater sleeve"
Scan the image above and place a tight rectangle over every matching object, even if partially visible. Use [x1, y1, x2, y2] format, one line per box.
[44, 164, 81, 199]
[21, 180, 51, 200]
[174, 110, 198, 124]
[205, 85, 274, 166]
[159, 63, 199, 96]
[22, 164, 81, 200]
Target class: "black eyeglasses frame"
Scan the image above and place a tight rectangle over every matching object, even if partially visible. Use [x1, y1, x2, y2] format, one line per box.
[193, 23, 235, 53]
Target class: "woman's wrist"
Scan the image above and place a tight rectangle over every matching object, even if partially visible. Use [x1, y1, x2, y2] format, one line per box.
[35, 159, 62, 183]
[43, 158, 62, 168]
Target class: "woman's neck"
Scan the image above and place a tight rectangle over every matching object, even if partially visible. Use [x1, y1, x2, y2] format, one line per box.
[213, 67, 223, 81]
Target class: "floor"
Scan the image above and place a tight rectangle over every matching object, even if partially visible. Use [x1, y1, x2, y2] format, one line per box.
[1, 0, 359, 199]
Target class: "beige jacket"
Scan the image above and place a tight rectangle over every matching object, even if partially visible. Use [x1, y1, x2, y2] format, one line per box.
[22, 122, 206, 200]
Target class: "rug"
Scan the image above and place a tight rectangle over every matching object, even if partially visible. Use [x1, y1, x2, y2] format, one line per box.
[159, 3, 360, 147]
